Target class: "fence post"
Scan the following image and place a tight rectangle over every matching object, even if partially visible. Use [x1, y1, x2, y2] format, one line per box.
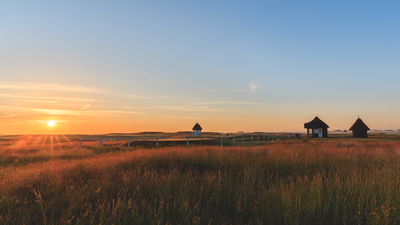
[99, 138, 103, 147]
[220, 138, 223, 147]
[128, 139, 131, 148]
[186, 137, 189, 146]
[156, 137, 159, 147]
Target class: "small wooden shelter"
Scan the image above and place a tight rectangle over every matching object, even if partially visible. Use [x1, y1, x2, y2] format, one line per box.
[192, 123, 202, 136]
[304, 116, 329, 138]
[349, 117, 370, 138]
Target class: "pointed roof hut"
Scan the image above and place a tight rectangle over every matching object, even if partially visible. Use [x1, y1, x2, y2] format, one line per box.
[192, 123, 202, 135]
[349, 118, 370, 138]
[304, 116, 329, 138]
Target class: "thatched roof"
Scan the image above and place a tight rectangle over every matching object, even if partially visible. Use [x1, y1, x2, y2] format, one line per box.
[349, 118, 370, 131]
[192, 123, 202, 131]
[304, 116, 329, 129]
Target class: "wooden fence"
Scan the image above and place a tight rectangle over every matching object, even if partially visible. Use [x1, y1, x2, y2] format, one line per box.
[79, 134, 298, 148]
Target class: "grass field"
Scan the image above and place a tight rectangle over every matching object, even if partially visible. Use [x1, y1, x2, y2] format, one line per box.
[2, 138, 400, 225]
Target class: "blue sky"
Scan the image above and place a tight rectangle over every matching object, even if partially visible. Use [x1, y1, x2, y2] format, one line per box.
[1, 1, 400, 133]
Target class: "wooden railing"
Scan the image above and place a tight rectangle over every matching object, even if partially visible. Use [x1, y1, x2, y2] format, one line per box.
[79, 134, 299, 148]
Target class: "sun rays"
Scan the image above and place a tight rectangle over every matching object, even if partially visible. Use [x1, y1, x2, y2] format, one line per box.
[6, 134, 77, 153]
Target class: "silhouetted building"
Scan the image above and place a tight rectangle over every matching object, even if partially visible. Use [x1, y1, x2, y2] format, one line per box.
[304, 116, 329, 138]
[349, 118, 370, 138]
[192, 123, 202, 136]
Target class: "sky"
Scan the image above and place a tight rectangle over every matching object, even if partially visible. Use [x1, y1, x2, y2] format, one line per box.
[1, 0, 400, 134]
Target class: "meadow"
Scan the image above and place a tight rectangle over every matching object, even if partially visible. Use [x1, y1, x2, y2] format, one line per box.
[1, 137, 400, 225]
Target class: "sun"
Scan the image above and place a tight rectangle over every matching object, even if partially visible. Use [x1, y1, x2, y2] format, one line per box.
[47, 120, 56, 127]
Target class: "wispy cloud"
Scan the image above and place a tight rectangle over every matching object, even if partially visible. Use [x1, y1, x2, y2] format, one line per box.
[192, 101, 260, 105]
[81, 104, 92, 110]
[158, 105, 223, 112]
[99, 110, 146, 115]
[0, 93, 99, 103]
[248, 81, 260, 93]
[0, 106, 145, 116]
[0, 82, 153, 101]
[30, 108, 82, 115]
[29, 119, 69, 123]
[31, 108, 146, 116]
[0, 82, 104, 94]
[17, 99, 58, 104]
[0, 82, 155, 121]
[117, 93, 153, 100]
[0, 113, 18, 118]
[22, 119, 73, 125]
[167, 115, 199, 120]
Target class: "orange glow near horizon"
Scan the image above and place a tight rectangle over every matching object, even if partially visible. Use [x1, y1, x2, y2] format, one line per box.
[0, 82, 399, 135]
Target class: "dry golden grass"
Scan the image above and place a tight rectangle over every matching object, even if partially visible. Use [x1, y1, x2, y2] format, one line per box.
[2, 139, 400, 224]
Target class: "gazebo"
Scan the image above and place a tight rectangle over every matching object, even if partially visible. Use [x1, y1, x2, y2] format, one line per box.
[192, 123, 203, 136]
[304, 116, 329, 138]
[349, 117, 370, 138]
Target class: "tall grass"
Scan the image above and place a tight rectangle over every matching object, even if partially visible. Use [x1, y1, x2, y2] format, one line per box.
[1, 140, 400, 224]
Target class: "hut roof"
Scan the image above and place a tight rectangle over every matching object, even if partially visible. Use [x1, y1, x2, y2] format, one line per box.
[192, 123, 202, 131]
[304, 116, 329, 129]
[349, 118, 370, 131]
